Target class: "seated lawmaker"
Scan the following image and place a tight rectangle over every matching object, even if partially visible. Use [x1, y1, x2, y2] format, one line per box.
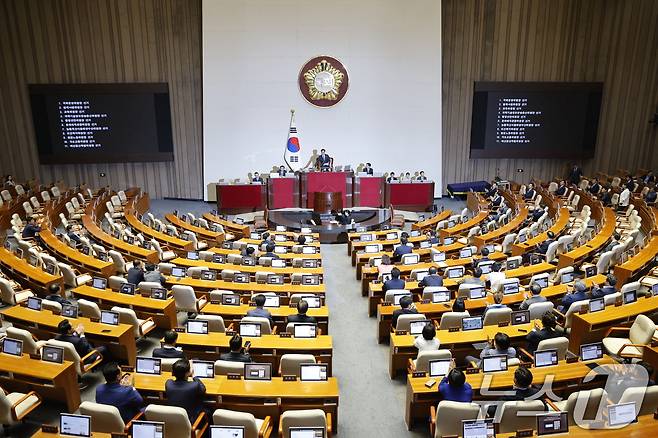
[66, 225, 83, 246]
[419, 266, 443, 287]
[391, 295, 417, 328]
[425, 230, 440, 244]
[165, 359, 206, 421]
[315, 148, 332, 171]
[144, 264, 166, 287]
[96, 362, 144, 423]
[363, 162, 374, 175]
[251, 172, 264, 183]
[467, 332, 516, 368]
[519, 282, 547, 311]
[558, 281, 588, 313]
[439, 368, 473, 402]
[246, 294, 274, 325]
[536, 231, 555, 255]
[473, 248, 491, 268]
[56, 320, 107, 363]
[219, 334, 252, 363]
[416, 171, 428, 181]
[378, 255, 394, 276]
[526, 312, 562, 353]
[414, 323, 440, 352]
[523, 183, 536, 200]
[646, 188, 657, 204]
[589, 178, 601, 195]
[277, 165, 288, 177]
[555, 180, 567, 196]
[262, 243, 280, 259]
[383, 267, 405, 292]
[287, 299, 317, 324]
[591, 274, 618, 299]
[487, 367, 543, 417]
[152, 330, 185, 359]
[461, 268, 485, 286]
[392, 237, 413, 262]
[21, 216, 41, 239]
[127, 259, 145, 286]
[482, 291, 507, 317]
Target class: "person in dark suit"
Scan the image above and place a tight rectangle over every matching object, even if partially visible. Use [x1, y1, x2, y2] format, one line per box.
[387, 172, 398, 183]
[363, 163, 374, 175]
[165, 359, 206, 421]
[240, 246, 256, 258]
[486, 182, 498, 198]
[391, 295, 418, 328]
[126, 260, 145, 286]
[56, 319, 107, 363]
[246, 294, 274, 325]
[425, 230, 440, 245]
[152, 330, 186, 359]
[383, 268, 405, 292]
[600, 186, 613, 206]
[315, 149, 332, 171]
[96, 362, 144, 422]
[591, 274, 618, 299]
[642, 171, 656, 184]
[219, 334, 252, 363]
[646, 188, 657, 204]
[568, 164, 583, 186]
[260, 232, 275, 247]
[519, 282, 548, 311]
[21, 217, 41, 239]
[262, 243, 280, 259]
[487, 367, 543, 417]
[491, 192, 503, 207]
[523, 183, 536, 200]
[626, 177, 635, 191]
[278, 165, 288, 177]
[536, 231, 555, 255]
[418, 267, 443, 288]
[525, 312, 563, 353]
[416, 171, 428, 181]
[473, 248, 491, 268]
[66, 225, 83, 246]
[251, 172, 264, 183]
[559, 281, 588, 313]
[287, 300, 317, 324]
[555, 180, 567, 196]
[144, 264, 166, 287]
[392, 237, 413, 262]
[589, 178, 601, 195]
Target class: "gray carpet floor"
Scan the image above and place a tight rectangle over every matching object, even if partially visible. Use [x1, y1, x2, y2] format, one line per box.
[3, 197, 467, 437]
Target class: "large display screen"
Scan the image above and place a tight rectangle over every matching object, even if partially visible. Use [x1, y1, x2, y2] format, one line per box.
[29, 83, 174, 164]
[470, 82, 603, 159]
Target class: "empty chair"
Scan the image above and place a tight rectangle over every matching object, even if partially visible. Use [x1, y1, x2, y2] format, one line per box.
[5, 327, 46, 355]
[439, 311, 470, 330]
[212, 409, 272, 438]
[457, 283, 483, 299]
[77, 298, 102, 319]
[44, 339, 103, 377]
[596, 251, 614, 274]
[279, 409, 331, 438]
[498, 400, 546, 433]
[279, 354, 316, 376]
[151, 239, 176, 262]
[255, 270, 276, 283]
[108, 250, 132, 274]
[137, 281, 164, 294]
[220, 269, 238, 281]
[58, 262, 93, 287]
[41, 299, 62, 315]
[550, 388, 606, 424]
[40, 191, 51, 202]
[421, 286, 449, 301]
[108, 276, 128, 291]
[603, 292, 621, 306]
[401, 253, 420, 265]
[553, 266, 574, 284]
[0, 190, 10, 202]
[214, 360, 246, 376]
[483, 307, 512, 326]
[144, 404, 208, 438]
[410, 349, 452, 372]
[50, 186, 61, 198]
[79, 401, 127, 434]
[431, 401, 481, 438]
[561, 299, 590, 333]
[528, 301, 554, 320]
[384, 289, 411, 303]
[240, 316, 273, 334]
[602, 314, 656, 360]
[617, 386, 658, 416]
[158, 263, 175, 275]
[171, 285, 208, 314]
[111, 307, 156, 338]
[0, 277, 33, 305]
[193, 315, 226, 332]
[534, 336, 569, 361]
[0, 386, 42, 429]
[198, 250, 214, 262]
[209, 290, 239, 302]
[186, 266, 209, 279]
[396, 314, 428, 332]
[183, 230, 207, 250]
[497, 233, 517, 254]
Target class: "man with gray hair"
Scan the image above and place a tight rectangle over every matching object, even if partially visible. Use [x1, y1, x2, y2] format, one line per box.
[558, 280, 588, 313]
[519, 282, 547, 311]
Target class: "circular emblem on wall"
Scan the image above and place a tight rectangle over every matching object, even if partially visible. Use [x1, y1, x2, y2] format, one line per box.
[298, 56, 349, 107]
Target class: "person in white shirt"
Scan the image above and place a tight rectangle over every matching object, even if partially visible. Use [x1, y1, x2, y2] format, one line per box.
[487, 262, 506, 292]
[618, 187, 631, 210]
[413, 323, 441, 352]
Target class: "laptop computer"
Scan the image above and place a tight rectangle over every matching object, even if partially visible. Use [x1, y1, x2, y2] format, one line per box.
[431, 290, 451, 303]
[462, 316, 483, 331]
[447, 267, 464, 279]
[536, 412, 568, 435]
[302, 275, 319, 285]
[301, 296, 321, 308]
[234, 273, 250, 283]
[264, 295, 280, 307]
[171, 267, 186, 278]
[2, 338, 23, 356]
[60, 414, 91, 437]
[302, 246, 316, 254]
[293, 324, 317, 338]
[428, 359, 451, 377]
[132, 420, 165, 438]
[409, 320, 431, 335]
[561, 272, 574, 284]
[62, 304, 78, 318]
[459, 247, 473, 258]
[136, 357, 162, 375]
[151, 288, 167, 300]
[534, 277, 549, 289]
[191, 360, 215, 378]
[502, 282, 519, 295]
[588, 297, 605, 312]
[42, 345, 64, 364]
[120, 283, 136, 295]
[222, 294, 240, 305]
[92, 277, 107, 289]
[299, 363, 328, 381]
[608, 402, 637, 426]
[393, 293, 410, 305]
[432, 252, 446, 263]
[201, 270, 217, 281]
[511, 310, 530, 325]
[462, 419, 495, 438]
[506, 259, 520, 270]
[468, 287, 486, 300]
[623, 290, 637, 304]
[244, 363, 272, 381]
[482, 355, 508, 373]
[580, 342, 603, 361]
[27, 296, 42, 311]
[100, 310, 119, 325]
[266, 274, 284, 285]
[272, 258, 286, 267]
[302, 259, 318, 268]
[239, 323, 262, 337]
[534, 349, 558, 367]
[274, 246, 287, 254]
[186, 320, 208, 334]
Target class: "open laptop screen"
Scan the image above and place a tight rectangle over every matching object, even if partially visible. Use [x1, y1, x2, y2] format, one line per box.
[536, 412, 569, 435]
[482, 355, 508, 373]
[428, 359, 451, 377]
[210, 426, 244, 438]
[132, 420, 165, 438]
[580, 342, 603, 361]
[462, 419, 495, 438]
[299, 363, 328, 381]
[534, 349, 558, 367]
[136, 357, 161, 375]
[244, 363, 272, 381]
[608, 402, 637, 426]
[60, 414, 91, 437]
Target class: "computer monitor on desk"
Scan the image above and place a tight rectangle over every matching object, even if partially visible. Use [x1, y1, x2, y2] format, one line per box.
[482, 355, 508, 373]
[428, 359, 451, 377]
[534, 349, 558, 367]
[211, 426, 245, 438]
[60, 414, 91, 437]
[289, 427, 325, 438]
[132, 421, 165, 438]
[136, 357, 162, 375]
[462, 419, 495, 438]
[536, 412, 568, 435]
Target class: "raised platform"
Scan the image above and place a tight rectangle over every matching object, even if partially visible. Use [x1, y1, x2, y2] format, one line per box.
[267, 208, 392, 244]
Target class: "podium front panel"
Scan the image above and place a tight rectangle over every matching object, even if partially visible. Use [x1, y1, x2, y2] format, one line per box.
[267, 177, 300, 209]
[353, 175, 384, 207]
[301, 171, 353, 209]
[216, 183, 266, 214]
[385, 182, 434, 211]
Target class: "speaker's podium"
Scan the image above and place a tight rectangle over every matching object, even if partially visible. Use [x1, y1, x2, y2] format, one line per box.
[300, 171, 353, 209]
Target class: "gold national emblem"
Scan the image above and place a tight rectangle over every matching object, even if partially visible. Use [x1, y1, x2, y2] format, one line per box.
[298, 56, 349, 107]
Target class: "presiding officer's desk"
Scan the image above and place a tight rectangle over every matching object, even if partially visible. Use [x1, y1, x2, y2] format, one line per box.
[405, 356, 615, 429]
[0, 247, 64, 296]
[0, 353, 80, 412]
[201, 302, 329, 334]
[71, 285, 178, 329]
[132, 372, 339, 431]
[389, 322, 536, 378]
[569, 295, 658, 351]
[172, 332, 334, 375]
[165, 276, 326, 298]
[1, 306, 137, 366]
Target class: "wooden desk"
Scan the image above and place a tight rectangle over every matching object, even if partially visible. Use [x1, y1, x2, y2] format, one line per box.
[405, 356, 615, 429]
[33, 433, 111, 438]
[166, 276, 325, 297]
[411, 209, 452, 231]
[125, 196, 194, 253]
[210, 246, 323, 261]
[202, 212, 250, 239]
[569, 295, 658, 351]
[439, 210, 489, 238]
[558, 207, 616, 268]
[133, 372, 339, 431]
[165, 213, 225, 246]
[472, 205, 529, 249]
[511, 207, 570, 256]
[71, 285, 177, 329]
[171, 257, 324, 278]
[1, 306, 137, 366]
[201, 302, 329, 334]
[240, 238, 321, 248]
[498, 414, 658, 437]
[174, 332, 333, 375]
[0, 248, 63, 296]
[39, 228, 115, 277]
[389, 322, 536, 377]
[614, 235, 658, 285]
[0, 353, 80, 412]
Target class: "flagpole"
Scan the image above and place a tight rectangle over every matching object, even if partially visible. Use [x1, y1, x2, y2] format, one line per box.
[284, 109, 295, 172]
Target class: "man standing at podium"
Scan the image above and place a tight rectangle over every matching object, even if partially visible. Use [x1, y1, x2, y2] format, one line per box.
[315, 148, 332, 171]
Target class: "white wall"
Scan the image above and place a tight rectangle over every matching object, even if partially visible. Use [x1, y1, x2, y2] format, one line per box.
[202, 0, 442, 200]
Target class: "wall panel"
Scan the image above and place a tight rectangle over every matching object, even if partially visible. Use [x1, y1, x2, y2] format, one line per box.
[0, 0, 202, 199]
[443, 0, 658, 187]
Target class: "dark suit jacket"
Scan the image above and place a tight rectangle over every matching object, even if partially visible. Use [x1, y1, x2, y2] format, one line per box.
[96, 382, 143, 422]
[419, 275, 443, 288]
[526, 328, 562, 353]
[536, 239, 554, 255]
[219, 351, 252, 363]
[56, 333, 95, 357]
[392, 244, 412, 262]
[383, 278, 405, 292]
[589, 183, 601, 194]
[152, 346, 185, 359]
[555, 186, 567, 196]
[492, 195, 503, 207]
[392, 308, 418, 328]
[165, 378, 206, 420]
[559, 291, 588, 312]
[364, 167, 374, 175]
[246, 307, 274, 325]
[591, 285, 617, 299]
[316, 154, 331, 168]
[487, 386, 543, 417]
[647, 192, 657, 203]
[569, 167, 583, 185]
[22, 224, 41, 239]
[67, 231, 82, 245]
[126, 267, 145, 286]
[524, 189, 536, 200]
[288, 313, 317, 324]
[278, 169, 287, 177]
